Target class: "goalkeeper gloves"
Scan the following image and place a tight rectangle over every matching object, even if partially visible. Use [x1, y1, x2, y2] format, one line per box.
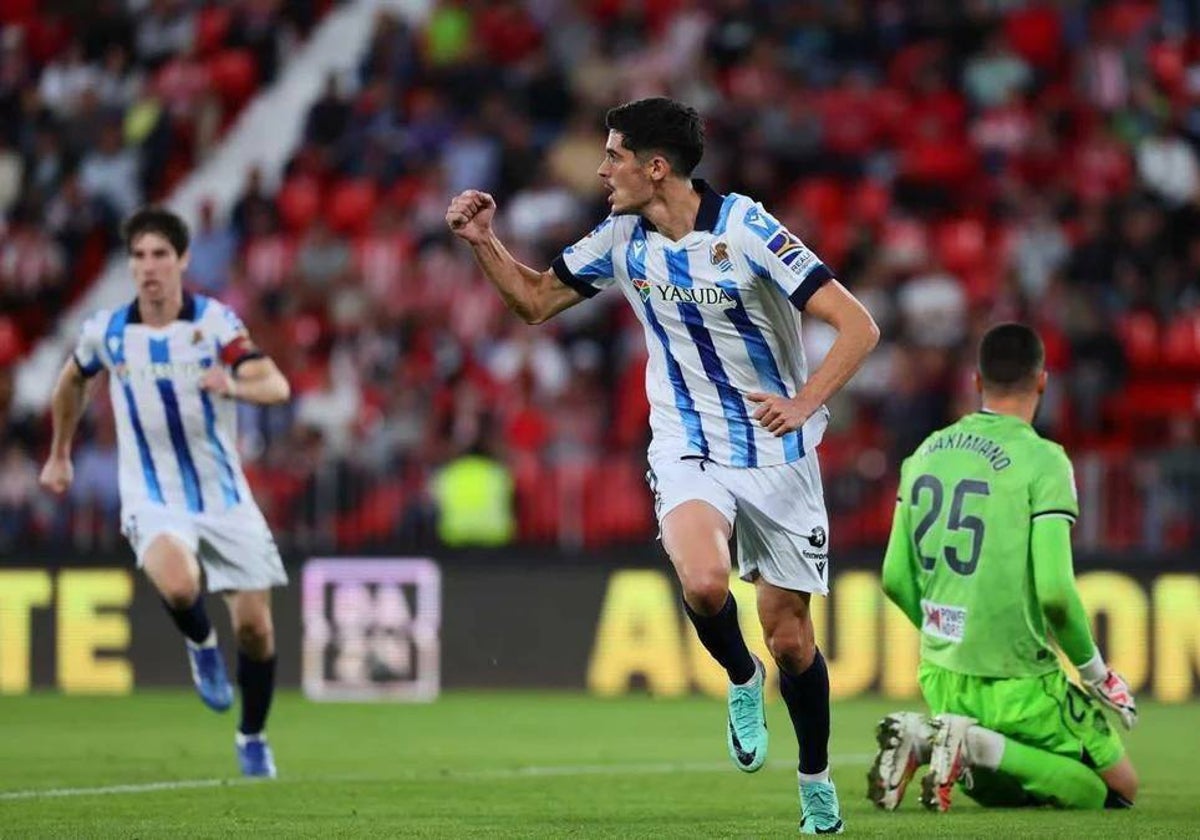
[1079, 652, 1138, 730]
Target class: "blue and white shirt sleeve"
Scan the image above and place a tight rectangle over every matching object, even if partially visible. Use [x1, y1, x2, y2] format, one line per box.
[206, 301, 264, 370]
[735, 202, 832, 310]
[550, 216, 619, 299]
[72, 311, 108, 378]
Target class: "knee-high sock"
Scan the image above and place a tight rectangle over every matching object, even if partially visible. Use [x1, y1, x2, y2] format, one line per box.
[778, 648, 830, 775]
[683, 594, 755, 685]
[995, 736, 1107, 809]
[163, 596, 212, 645]
[237, 652, 276, 736]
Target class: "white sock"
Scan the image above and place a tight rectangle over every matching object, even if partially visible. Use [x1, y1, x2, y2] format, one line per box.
[732, 657, 761, 686]
[187, 629, 217, 649]
[965, 725, 1005, 770]
[798, 766, 831, 784]
[236, 731, 266, 746]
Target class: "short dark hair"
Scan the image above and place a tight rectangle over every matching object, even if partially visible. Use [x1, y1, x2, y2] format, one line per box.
[122, 206, 190, 256]
[605, 97, 704, 176]
[978, 322, 1045, 393]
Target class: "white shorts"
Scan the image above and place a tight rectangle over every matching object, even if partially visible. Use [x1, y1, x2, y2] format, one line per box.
[646, 452, 831, 595]
[121, 502, 288, 593]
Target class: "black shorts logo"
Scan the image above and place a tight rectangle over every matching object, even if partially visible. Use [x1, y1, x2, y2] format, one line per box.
[807, 526, 827, 548]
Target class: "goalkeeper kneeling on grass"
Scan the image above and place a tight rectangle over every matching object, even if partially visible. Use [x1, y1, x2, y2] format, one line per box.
[868, 323, 1139, 812]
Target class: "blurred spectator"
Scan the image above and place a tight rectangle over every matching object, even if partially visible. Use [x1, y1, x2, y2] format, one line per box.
[963, 29, 1032, 109]
[5, 1, 1200, 554]
[230, 165, 278, 242]
[305, 73, 352, 148]
[0, 440, 38, 550]
[1013, 197, 1070, 301]
[79, 120, 140, 219]
[187, 198, 236, 294]
[430, 440, 515, 548]
[1136, 118, 1200, 207]
[296, 217, 352, 295]
[0, 135, 21, 214]
[37, 39, 97, 118]
[135, 0, 195, 71]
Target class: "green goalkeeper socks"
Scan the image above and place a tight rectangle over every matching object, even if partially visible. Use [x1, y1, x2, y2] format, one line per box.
[996, 737, 1107, 809]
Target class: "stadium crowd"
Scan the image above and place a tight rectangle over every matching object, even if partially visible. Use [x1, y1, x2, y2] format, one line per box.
[2, 0, 1200, 553]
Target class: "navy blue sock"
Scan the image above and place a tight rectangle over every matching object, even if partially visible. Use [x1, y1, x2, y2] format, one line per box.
[683, 593, 756, 685]
[237, 653, 276, 736]
[778, 648, 831, 774]
[164, 596, 212, 645]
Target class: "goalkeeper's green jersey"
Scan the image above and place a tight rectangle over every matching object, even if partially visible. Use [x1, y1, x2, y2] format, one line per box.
[885, 411, 1080, 678]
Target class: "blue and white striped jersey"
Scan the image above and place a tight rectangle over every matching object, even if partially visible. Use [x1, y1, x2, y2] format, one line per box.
[73, 292, 262, 515]
[551, 180, 832, 468]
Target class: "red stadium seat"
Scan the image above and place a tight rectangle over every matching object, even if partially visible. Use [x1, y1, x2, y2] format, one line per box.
[1115, 312, 1161, 370]
[277, 176, 323, 232]
[327, 179, 378, 236]
[207, 49, 259, 110]
[792, 179, 846, 228]
[582, 461, 653, 546]
[851, 179, 891, 227]
[933, 217, 988, 275]
[196, 6, 233, 56]
[1162, 313, 1200, 372]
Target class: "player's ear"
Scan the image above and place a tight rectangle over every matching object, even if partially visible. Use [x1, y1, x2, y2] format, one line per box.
[973, 371, 983, 395]
[647, 154, 670, 182]
[1037, 370, 1048, 394]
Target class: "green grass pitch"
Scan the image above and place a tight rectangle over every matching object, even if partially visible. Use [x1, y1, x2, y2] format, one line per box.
[0, 692, 1196, 838]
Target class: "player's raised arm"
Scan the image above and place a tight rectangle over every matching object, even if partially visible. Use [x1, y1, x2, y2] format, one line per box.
[445, 189, 585, 325]
[40, 357, 99, 494]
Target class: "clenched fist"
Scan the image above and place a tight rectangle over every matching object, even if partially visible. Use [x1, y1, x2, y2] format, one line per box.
[445, 190, 497, 245]
[40, 455, 73, 495]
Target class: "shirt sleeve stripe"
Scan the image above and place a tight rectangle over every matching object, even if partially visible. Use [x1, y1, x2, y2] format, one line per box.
[1032, 509, 1078, 522]
[73, 353, 102, 378]
[551, 255, 602, 299]
[231, 351, 266, 373]
[787, 264, 833, 310]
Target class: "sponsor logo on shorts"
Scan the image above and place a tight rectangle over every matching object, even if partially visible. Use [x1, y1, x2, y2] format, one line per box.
[802, 549, 827, 561]
[814, 560, 827, 579]
[806, 526, 827, 548]
[921, 599, 967, 643]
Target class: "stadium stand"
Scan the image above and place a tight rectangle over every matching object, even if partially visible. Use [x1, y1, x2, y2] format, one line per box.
[3, 0, 1199, 554]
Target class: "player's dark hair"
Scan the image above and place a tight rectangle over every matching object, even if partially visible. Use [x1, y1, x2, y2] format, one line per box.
[978, 322, 1045, 393]
[121, 206, 190, 256]
[605, 97, 704, 176]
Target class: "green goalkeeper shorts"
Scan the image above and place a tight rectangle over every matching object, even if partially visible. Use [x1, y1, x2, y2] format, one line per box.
[919, 661, 1125, 773]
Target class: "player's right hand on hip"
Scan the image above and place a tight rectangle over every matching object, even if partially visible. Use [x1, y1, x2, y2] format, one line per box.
[39, 456, 73, 495]
[445, 190, 496, 244]
[1085, 669, 1138, 730]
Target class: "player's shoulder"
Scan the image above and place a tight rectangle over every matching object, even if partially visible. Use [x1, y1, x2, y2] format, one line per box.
[995, 418, 1067, 460]
[195, 294, 247, 332]
[725, 193, 778, 241]
[80, 306, 121, 337]
[597, 213, 640, 239]
[1027, 433, 1073, 472]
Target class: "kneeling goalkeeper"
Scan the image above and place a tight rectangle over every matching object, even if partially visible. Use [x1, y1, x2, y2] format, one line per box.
[869, 322, 1138, 812]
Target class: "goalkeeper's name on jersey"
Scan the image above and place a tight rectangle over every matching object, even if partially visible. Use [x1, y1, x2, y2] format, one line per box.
[919, 432, 1012, 471]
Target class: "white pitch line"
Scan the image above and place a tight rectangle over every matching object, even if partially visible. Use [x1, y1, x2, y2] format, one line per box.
[0, 753, 874, 801]
[0, 778, 256, 802]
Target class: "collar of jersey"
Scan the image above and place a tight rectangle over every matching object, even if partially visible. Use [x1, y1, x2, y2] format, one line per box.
[125, 290, 198, 324]
[636, 179, 724, 236]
